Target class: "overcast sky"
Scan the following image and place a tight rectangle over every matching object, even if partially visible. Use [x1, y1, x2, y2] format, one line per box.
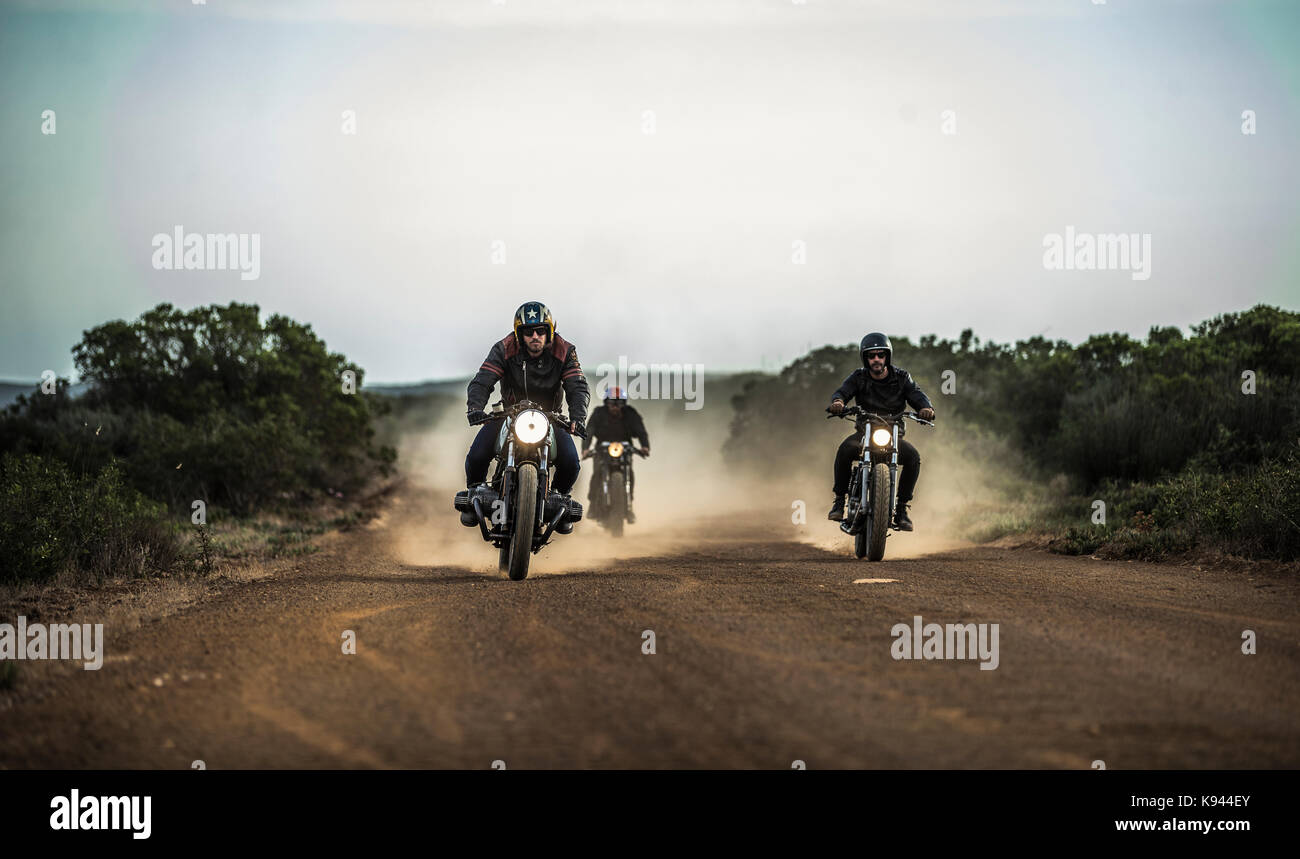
[2, 0, 1297, 383]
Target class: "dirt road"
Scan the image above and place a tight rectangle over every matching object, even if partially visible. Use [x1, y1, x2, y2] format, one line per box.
[2, 485, 1297, 769]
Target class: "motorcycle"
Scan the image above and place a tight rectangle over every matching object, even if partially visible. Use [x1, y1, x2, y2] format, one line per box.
[584, 440, 646, 537]
[453, 401, 584, 580]
[826, 406, 934, 561]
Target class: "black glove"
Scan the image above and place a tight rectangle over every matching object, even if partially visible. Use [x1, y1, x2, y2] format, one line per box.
[571, 422, 587, 439]
[468, 410, 489, 426]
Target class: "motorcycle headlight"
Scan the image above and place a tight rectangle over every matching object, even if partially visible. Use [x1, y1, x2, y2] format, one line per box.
[514, 410, 549, 445]
[608, 442, 624, 458]
[871, 427, 892, 447]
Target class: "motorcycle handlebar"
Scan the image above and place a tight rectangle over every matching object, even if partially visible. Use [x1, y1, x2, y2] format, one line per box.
[596, 441, 645, 456]
[825, 406, 934, 427]
[469, 406, 580, 433]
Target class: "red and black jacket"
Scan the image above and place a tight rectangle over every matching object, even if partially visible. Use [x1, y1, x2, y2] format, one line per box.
[467, 332, 589, 420]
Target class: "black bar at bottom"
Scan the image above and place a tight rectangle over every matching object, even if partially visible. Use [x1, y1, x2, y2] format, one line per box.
[0, 770, 1279, 847]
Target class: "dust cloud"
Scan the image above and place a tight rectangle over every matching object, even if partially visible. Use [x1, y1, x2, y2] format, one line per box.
[385, 392, 1009, 575]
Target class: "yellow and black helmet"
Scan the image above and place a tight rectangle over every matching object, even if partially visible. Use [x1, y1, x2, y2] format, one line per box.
[513, 301, 555, 344]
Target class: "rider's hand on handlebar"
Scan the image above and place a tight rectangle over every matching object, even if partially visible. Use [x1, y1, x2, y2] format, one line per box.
[467, 409, 489, 426]
[640, 446, 650, 458]
[581, 448, 593, 460]
[828, 399, 845, 415]
[918, 407, 935, 422]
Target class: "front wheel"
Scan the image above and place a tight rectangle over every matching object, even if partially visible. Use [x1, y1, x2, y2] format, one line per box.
[507, 464, 539, 580]
[866, 462, 890, 561]
[607, 475, 626, 538]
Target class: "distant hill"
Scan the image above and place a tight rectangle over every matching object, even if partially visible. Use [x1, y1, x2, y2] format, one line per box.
[1, 377, 462, 405]
[365, 371, 770, 407]
[365, 379, 469, 397]
[0, 380, 91, 409]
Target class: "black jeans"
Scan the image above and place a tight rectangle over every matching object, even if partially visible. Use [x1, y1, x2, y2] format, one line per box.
[833, 432, 920, 505]
[466, 420, 580, 494]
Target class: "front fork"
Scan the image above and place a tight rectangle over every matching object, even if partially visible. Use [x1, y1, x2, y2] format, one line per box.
[599, 464, 631, 508]
[887, 423, 899, 522]
[612, 464, 632, 502]
[495, 436, 553, 543]
[851, 424, 900, 527]
[535, 439, 551, 527]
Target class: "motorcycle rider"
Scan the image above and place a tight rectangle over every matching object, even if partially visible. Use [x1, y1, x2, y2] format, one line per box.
[581, 386, 651, 523]
[827, 333, 935, 530]
[464, 302, 589, 533]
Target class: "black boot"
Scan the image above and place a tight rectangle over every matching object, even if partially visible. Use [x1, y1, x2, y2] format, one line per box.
[893, 501, 913, 531]
[827, 495, 845, 521]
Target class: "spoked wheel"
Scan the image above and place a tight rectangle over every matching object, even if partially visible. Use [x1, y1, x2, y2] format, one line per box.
[507, 463, 538, 580]
[866, 462, 890, 561]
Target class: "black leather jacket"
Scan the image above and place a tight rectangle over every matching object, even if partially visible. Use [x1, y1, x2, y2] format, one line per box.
[831, 365, 933, 430]
[467, 332, 590, 420]
[583, 404, 649, 451]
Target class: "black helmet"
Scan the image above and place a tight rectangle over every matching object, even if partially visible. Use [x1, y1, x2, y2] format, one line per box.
[513, 301, 555, 344]
[860, 332, 892, 367]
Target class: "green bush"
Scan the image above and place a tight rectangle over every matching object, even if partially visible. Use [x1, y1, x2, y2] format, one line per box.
[1037, 450, 1300, 561]
[0, 452, 181, 584]
[1158, 449, 1300, 560]
[1, 302, 396, 515]
[1047, 526, 1109, 556]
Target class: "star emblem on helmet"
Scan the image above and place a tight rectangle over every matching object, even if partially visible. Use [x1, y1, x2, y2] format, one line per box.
[528, 309, 538, 320]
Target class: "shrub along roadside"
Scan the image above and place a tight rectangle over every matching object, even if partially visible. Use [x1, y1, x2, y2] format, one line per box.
[1, 302, 396, 516]
[0, 302, 398, 585]
[0, 452, 181, 585]
[1026, 448, 1300, 562]
[0, 448, 389, 586]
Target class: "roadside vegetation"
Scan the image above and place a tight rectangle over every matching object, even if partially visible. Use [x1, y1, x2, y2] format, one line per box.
[0, 302, 396, 585]
[728, 304, 1300, 562]
[4, 302, 1296, 584]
